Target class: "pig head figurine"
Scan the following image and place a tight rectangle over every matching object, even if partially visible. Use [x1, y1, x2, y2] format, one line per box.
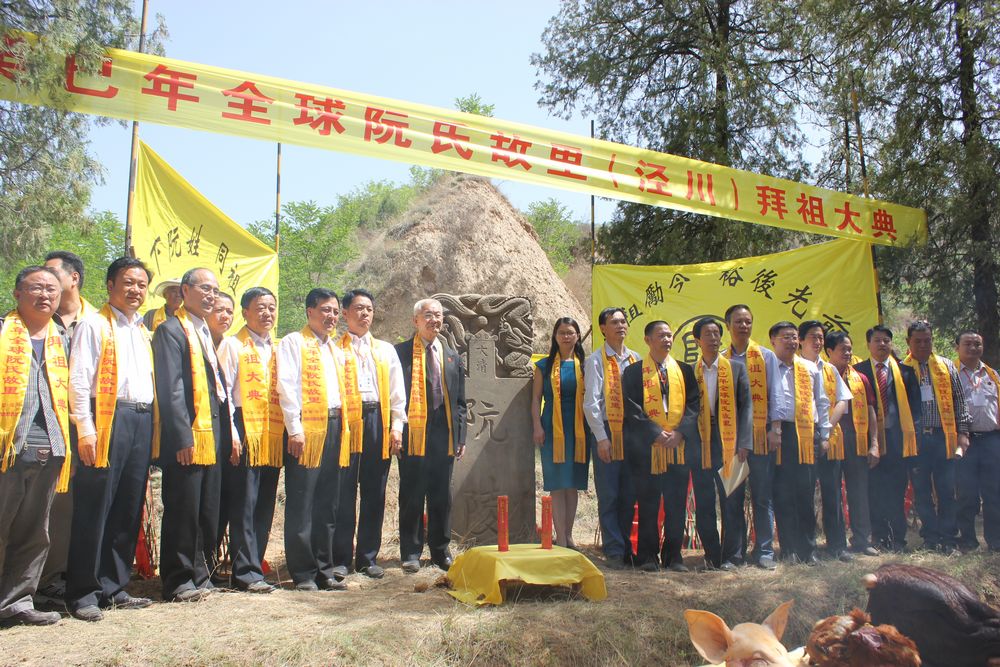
[685, 600, 808, 667]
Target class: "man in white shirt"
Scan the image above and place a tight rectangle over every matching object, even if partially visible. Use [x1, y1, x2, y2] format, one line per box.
[331, 289, 406, 579]
[65, 257, 156, 621]
[583, 307, 640, 569]
[277, 288, 351, 591]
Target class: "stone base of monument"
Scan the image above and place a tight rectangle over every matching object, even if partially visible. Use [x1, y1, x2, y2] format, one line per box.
[445, 544, 607, 606]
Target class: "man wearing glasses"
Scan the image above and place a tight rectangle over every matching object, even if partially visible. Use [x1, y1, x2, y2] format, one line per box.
[153, 268, 238, 602]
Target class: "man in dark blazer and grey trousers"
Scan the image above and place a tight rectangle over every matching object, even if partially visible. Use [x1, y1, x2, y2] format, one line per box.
[622, 320, 700, 571]
[854, 324, 922, 552]
[153, 267, 233, 601]
[395, 298, 467, 572]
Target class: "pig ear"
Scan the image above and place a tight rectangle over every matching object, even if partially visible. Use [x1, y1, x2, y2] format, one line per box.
[685, 609, 733, 664]
[762, 600, 794, 641]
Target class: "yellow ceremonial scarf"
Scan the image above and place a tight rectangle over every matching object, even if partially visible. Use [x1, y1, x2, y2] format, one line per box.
[172, 307, 216, 465]
[338, 333, 392, 459]
[726, 341, 768, 454]
[0, 311, 72, 492]
[776, 357, 815, 465]
[235, 327, 283, 467]
[94, 304, 156, 467]
[406, 337, 454, 457]
[550, 354, 586, 464]
[300, 327, 351, 468]
[149, 305, 168, 332]
[903, 353, 959, 458]
[821, 362, 845, 461]
[603, 347, 637, 461]
[641, 355, 685, 474]
[870, 356, 918, 457]
[695, 355, 737, 477]
[843, 366, 870, 456]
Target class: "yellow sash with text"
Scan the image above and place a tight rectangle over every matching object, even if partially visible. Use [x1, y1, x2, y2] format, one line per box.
[777, 357, 815, 465]
[641, 355, 685, 474]
[0, 312, 71, 492]
[726, 341, 768, 454]
[903, 353, 959, 458]
[550, 355, 586, 464]
[407, 337, 454, 457]
[696, 355, 737, 477]
[870, 356, 918, 457]
[301, 327, 351, 468]
[94, 304, 156, 467]
[173, 306, 216, 465]
[603, 349, 637, 462]
[821, 363, 845, 461]
[843, 366, 870, 456]
[338, 333, 392, 459]
[235, 327, 284, 467]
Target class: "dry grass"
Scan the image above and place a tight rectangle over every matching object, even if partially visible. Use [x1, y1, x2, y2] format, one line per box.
[5, 458, 999, 666]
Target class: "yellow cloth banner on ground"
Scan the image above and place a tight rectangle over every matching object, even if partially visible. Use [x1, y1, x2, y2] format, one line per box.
[0, 33, 925, 247]
[447, 544, 607, 606]
[134, 142, 278, 334]
[592, 240, 879, 363]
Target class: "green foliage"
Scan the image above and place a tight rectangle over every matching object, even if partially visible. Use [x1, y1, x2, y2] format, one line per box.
[533, 0, 813, 265]
[525, 199, 584, 275]
[454, 93, 495, 117]
[0, 210, 125, 314]
[250, 169, 441, 336]
[0, 1, 166, 261]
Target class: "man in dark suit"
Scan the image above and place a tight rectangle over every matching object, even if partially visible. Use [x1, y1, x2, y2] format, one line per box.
[153, 267, 235, 601]
[854, 325, 922, 552]
[691, 317, 753, 571]
[622, 320, 700, 571]
[395, 299, 467, 572]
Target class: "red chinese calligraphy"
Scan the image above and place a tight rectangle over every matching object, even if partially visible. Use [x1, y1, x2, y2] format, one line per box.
[0, 35, 25, 81]
[795, 193, 826, 227]
[635, 160, 672, 196]
[489, 132, 532, 170]
[292, 93, 346, 136]
[756, 186, 788, 219]
[363, 107, 412, 148]
[686, 171, 716, 205]
[834, 201, 864, 234]
[547, 144, 587, 180]
[431, 121, 473, 160]
[872, 208, 897, 241]
[64, 55, 118, 98]
[141, 64, 199, 111]
[221, 81, 274, 125]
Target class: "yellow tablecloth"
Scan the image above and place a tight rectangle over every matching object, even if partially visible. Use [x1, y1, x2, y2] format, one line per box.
[446, 544, 607, 606]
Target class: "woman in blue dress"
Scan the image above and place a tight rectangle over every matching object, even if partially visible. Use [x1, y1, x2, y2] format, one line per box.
[531, 317, 590, 548]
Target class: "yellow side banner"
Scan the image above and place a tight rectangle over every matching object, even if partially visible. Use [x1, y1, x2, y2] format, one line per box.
[0, 33, 925, 247]
[592, 240, 879, 363]
[135, 141, 278, 334]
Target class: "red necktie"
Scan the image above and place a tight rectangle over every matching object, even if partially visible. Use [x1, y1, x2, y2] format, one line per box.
[876, 362, 889, 413]
[427, 343, 443, 410]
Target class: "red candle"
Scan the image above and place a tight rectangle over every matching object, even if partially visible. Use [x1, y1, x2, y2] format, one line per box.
[497, 495, 509, 552]
[541, 495, 553, 550]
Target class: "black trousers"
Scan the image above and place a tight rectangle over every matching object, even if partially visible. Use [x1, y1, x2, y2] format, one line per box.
[398, 406, 454, 561]
[210, 401, 234, 573]
[284, 415, 344, 585]
[690, 424, 746, 566]
[159, 414, 223, 600]
[841, 430, 873, 550]
[332, 407, 388, 570]
[773, 425, 817, 561]
[911, 428, 958, 548]
[869, 426, 911, 551]
[956, 430, 1000, 550]
[227, 408, 280, 588]
[816, 457, 847, 553]
[659, 464, 691, 567]
[66, 405, 152, 610]
[627, 443, 661, 566]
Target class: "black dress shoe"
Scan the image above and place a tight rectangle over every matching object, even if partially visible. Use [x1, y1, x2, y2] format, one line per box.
[431, 554, 453, 570]
[242, 581, 276, 594]
[719, 560, 738, 572]
[294, 581, 319, 592]
[317, 578, 347, 591]
[2, 608, 61, 627]
[401, 560, 420, 574]
[71, 605, 104, 622]
[331, 565, 349, 581]
[359, 565, 384, 579]
[170, 588, 209, 602]
[105, 593, 153, 609]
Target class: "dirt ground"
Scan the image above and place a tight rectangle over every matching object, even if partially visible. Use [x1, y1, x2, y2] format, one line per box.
[4, 457, 999, 666]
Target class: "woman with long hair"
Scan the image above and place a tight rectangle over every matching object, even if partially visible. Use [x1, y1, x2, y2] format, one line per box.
[531, 317, 590, 548]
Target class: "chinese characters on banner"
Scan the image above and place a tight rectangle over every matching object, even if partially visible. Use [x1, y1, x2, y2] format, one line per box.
[591, 240, 879, 363]
[133, 142, 278, 334]
[0, 32, 926, 247]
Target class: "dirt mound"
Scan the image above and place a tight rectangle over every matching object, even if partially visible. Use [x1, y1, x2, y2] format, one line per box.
[350, 174, 590, 350]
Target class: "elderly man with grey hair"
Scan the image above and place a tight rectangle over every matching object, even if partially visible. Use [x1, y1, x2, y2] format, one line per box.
[394, 298, 467, 572]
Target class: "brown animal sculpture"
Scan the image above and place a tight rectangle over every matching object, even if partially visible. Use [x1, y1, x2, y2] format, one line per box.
[685, 600, 808, 666]
[806, 608, 920, 667]
[864, 564, 1000, 667]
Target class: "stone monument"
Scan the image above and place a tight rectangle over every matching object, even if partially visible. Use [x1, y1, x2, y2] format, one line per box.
[434, 293, 536, 545]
